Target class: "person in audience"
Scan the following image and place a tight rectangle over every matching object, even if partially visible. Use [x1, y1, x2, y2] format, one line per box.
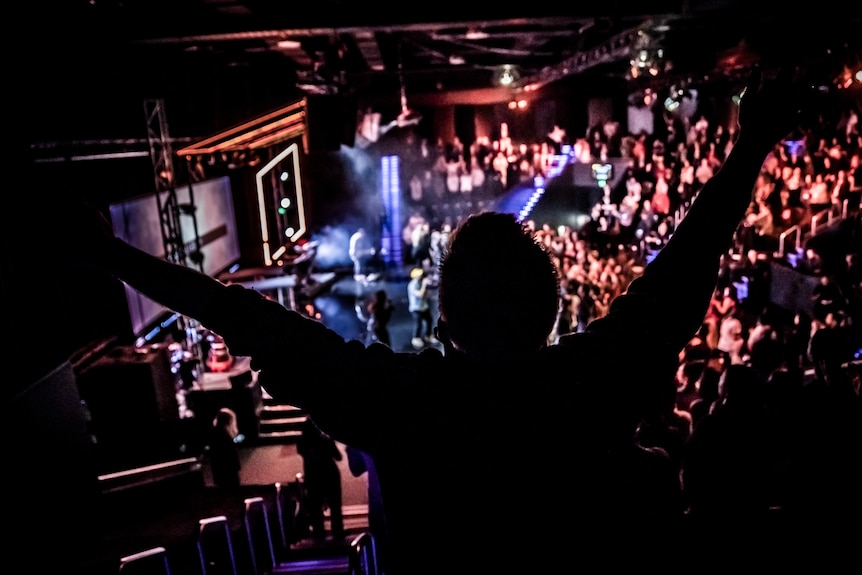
[681, 323, 713, 364]
[367, 289, 395, 347]
[681, 364, 778, 526]
[675, 359, 707, 413]
[45, 66, 815, 570]
[747, 315, 786, 383]
[717, 303, 747, 365]
[407, 267, 434, 349]
[780, 320, 861, 533]
[296, 417, 345, 542]
[704, 284, 737, 350]
[734, 248, 771, 318]
[688, 349, 727, 430]
[810, 273, 847, 330]
[208, 407, 242, 491]
[635, 368, 693, 468]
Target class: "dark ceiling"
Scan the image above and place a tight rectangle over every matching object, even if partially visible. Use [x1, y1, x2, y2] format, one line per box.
[17, 1, 862, 152]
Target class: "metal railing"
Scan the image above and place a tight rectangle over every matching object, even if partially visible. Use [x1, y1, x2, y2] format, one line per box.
[776, 199, 855, 259]
[777, 225, 801, 259]
[349, 531, 380, 575]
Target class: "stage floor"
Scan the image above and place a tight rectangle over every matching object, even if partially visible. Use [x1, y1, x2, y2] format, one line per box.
[308, 266, 443, 354]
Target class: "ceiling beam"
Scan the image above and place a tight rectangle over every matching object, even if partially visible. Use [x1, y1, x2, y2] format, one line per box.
[516, 20, 656, 91]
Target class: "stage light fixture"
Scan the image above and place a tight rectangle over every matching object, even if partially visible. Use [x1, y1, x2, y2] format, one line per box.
[628, 31, 668, 80]
[277, 39, 302, 50]
[664, 86, 688, 112]
[496, 65, 520, 87]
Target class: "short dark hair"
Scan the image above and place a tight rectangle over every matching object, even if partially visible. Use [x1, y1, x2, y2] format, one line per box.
[438, 212, 560, 358]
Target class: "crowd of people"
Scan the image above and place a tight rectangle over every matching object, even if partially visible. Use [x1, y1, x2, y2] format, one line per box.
[395, 85, 860, 377]
[41, 65, 860, 572]
[375, 66, 861, 567]
[397, 87, 860, 262]
[388, 70, 861, 386]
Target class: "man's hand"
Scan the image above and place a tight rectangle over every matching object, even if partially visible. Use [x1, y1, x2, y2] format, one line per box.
[736, 65, 808, 149]
[50, 195, 118, 270]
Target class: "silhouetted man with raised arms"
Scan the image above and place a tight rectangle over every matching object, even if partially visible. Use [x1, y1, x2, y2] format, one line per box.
[49, 66, 813, 571]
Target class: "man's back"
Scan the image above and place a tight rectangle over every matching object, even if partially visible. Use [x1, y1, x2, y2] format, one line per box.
[50, 65, 814, 573]
[289, 328, 681, 572]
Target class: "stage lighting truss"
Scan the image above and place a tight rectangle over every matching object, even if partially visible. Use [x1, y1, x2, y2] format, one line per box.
[628, 31, 668, 80]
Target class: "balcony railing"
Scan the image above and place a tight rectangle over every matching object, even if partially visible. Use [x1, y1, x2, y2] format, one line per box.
[775, 199, 852, 259]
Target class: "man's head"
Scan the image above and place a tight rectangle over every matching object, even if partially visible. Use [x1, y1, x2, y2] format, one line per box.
[436, 211, 561, 360]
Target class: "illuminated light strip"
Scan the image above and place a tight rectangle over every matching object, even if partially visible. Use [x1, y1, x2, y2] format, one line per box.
[135, 312, 182, 347]
[517, 176, 546, 223]
[255, 143, 306, 266]
[98, 457, 200, 481]
[183, 114, 305, 154]
[53, 151, 151, 162]
[271, 245, 287, 260]
[546, 153, 571, 179]
[176, 100, 306, 156]
[212, 113, 305, 152]
[380, 155, 403, 266]
[247, 122, 306, 150]
[204, 114, 306, 153]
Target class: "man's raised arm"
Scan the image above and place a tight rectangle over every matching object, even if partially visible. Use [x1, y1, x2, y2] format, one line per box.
[599, 66, 812, 352]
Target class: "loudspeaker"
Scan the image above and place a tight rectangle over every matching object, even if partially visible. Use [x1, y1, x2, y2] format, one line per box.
[304, 94, 357, 153]
[76, 345, 179, 465]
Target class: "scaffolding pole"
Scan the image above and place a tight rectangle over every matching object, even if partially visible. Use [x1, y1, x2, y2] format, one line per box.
[143, 99, 205, 375]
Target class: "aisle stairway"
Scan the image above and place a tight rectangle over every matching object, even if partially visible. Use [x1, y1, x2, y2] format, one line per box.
[258, 396, 308, 443]
[98, 480, 373, 575]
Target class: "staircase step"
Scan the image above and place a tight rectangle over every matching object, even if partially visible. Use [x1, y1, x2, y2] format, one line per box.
[262, 406, 305, 417]
[260, 414, 306, 428]
[257, 401, 307, 443]
[258, 412, 307, 443]
[262, 401, 304, 411]
[262, 415, 308, 425]
[257, 429, 304, 443]
[271, 557, 350, 574]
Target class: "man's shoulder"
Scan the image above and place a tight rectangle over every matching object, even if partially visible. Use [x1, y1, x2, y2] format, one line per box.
[553, 330, 613, 353]
[543, 332, 608, 368]
[551, 329, 677, 371]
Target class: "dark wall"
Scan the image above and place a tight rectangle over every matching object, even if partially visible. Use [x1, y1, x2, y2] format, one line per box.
[11, 361, 101, 564]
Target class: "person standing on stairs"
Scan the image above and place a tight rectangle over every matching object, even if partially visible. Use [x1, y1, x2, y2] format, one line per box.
[296, 417, 345, 542]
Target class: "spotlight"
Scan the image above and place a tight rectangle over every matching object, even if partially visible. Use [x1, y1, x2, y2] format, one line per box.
[496, 65, 520, 87]
[663, 86, 686, 112]
[277, 39, 302, 50]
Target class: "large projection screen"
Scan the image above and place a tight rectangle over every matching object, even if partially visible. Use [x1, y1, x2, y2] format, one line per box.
[109, 176, 240, 338]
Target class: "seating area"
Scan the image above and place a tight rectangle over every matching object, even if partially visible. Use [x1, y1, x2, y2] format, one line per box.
[103, 480, 378, 575]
